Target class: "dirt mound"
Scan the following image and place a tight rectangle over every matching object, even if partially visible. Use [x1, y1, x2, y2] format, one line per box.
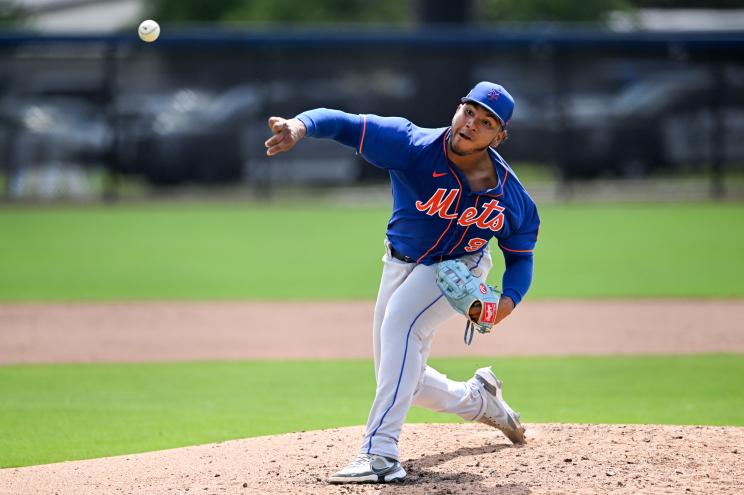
[2, 423, 741, 494]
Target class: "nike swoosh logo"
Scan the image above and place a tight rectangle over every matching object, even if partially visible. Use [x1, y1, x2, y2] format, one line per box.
[432, 171, 448, 178]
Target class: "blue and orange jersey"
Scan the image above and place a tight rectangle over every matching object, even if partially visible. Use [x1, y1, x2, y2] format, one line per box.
[296, 109, 540, 305]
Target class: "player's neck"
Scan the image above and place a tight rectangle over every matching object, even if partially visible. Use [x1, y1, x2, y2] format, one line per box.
[446, 144, 490, 172]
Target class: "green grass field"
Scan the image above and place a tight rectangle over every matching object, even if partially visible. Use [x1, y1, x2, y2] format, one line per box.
[1, 355, 742, 468]
[0, 355, 744, 467]
[1, 202, 743, 300]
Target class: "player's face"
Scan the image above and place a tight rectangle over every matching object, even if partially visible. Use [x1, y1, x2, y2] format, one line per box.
[449, 103, 505, 156]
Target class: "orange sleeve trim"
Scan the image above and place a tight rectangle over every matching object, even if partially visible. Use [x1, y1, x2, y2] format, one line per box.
[358, 115, 367, 155]
[499, 245, 534, 253]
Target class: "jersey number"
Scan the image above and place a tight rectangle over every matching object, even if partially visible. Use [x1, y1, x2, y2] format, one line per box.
[464, 238, 488, 252]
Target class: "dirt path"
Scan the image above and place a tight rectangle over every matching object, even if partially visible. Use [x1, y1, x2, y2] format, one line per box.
[1, 300, 742, 364]
[1, 423, 742, 495]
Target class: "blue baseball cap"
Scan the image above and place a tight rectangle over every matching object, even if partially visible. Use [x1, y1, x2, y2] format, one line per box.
[461, 81, 515, 127]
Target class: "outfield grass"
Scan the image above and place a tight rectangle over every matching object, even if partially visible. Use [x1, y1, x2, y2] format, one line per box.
[0, 355, 742, 468]
[0, 202, 743, 300]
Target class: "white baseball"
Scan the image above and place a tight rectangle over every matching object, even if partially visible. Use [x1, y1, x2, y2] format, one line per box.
[138, 20, 160, 43]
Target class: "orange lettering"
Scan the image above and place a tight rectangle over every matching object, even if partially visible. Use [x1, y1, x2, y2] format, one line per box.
[457, 207, 479, 226]
[415, 188, 459, 220]
[475, 199, 505, 232]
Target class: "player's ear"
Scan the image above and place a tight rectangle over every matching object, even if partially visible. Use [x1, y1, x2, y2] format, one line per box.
[491, 129, 508, 148]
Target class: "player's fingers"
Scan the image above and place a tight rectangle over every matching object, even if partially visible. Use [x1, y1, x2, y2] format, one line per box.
[266, 137, 298, 156]
[266, 142, 288, 156]
[271, 120, 288, 134]
[264, 132, 286, 148]
[267, 116, 283, 130]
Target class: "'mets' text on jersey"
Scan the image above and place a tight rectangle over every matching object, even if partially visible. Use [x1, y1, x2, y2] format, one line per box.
[296, 109, 540, 304]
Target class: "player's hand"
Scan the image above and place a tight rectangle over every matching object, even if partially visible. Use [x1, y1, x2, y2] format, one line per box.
[467, 296, 514, 326]
[264, 117, 306, 156]
[494, 296, 515, 325]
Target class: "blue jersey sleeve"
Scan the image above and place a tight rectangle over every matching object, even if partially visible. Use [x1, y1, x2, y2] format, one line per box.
[500, 252, 533, 306]
[498, 197, 540, 305]
[296, 109, 415, 170]
[296, 108, 361, 149]
[498, 199, 540, 255]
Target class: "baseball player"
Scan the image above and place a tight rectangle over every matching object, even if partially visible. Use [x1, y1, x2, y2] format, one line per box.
[265, 81, 539, 484]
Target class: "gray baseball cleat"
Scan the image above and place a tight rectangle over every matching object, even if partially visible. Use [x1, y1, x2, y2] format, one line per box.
[328, 453, 406, 484]
[473, 366, 526, 444]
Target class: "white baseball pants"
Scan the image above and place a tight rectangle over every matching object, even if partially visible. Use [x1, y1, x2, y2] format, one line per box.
[359, 239, 493, 460]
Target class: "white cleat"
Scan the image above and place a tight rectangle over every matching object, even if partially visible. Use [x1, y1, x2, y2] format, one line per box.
[473, 366, 526, 444]
[328, 454, 406, 484]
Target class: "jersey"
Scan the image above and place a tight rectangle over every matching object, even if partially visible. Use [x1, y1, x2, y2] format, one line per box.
[296, 108, 540, 305]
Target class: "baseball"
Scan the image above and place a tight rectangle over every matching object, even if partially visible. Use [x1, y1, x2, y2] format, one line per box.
[138, 20, 160, 43]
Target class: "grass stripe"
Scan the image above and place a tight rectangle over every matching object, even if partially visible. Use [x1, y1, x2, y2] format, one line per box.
[0, 202, 743, 300]
[1, 355, 742, 467]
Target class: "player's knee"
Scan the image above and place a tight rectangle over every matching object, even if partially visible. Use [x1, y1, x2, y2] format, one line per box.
[380, 304, 408, 330]
[381, 301, 438, 343]
[381, 310, 418, 337]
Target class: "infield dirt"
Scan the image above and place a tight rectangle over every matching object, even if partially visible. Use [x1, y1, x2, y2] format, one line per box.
[2, 300, 743, 363]
[1, 423, 742, 494]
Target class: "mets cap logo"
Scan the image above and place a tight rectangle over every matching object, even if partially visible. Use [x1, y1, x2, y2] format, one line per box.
[487, 89, 501, 101]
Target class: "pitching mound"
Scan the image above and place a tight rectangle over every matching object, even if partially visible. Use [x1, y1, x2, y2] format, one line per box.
[2, 423, 742, 495]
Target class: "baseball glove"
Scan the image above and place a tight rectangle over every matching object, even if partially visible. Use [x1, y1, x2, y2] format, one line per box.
[436, 259, 501, 345]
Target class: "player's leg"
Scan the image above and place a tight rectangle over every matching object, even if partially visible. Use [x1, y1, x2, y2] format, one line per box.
[411, 249, 525, 444]
[358, 261, 459, 462]
[410, 248, 494, 419]
[330, 241, 446, 483]
[330, 247, 519, 483]
[412, 361, 525, 445]
[411, 364, 484, 418]
[361, 248, 497, 462]
[371, 240, 415, 380]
